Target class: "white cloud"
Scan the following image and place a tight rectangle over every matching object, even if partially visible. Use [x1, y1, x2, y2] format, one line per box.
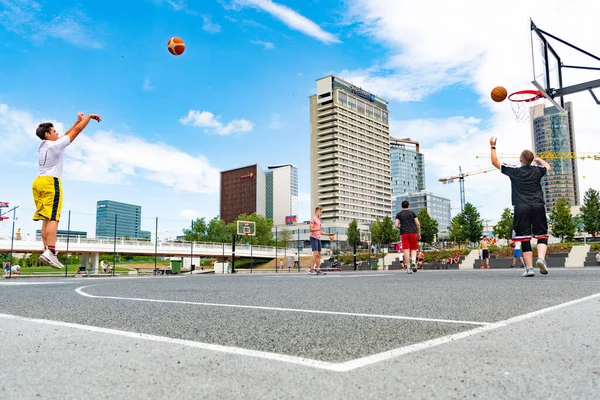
[230, 0, 340, 44]
[202, 16, 221, 33]
[0, 104, 221, 194]
[0, 1, 102, 48]
[342, 0, 600, 221]
[251, 39, 275, 50]
[142, 77, 154, 92]
[179, 209, 208, 219]
[179, 110, 254, 135]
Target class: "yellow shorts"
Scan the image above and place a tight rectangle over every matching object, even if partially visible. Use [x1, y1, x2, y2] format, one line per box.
[32, 176, 63, 221]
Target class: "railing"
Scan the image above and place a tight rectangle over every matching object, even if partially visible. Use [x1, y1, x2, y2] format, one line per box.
[0, 236, 315, 257]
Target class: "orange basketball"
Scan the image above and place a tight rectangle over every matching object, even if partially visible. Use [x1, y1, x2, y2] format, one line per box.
[491, 86, 507, 102]
[167, 37, 185, 56]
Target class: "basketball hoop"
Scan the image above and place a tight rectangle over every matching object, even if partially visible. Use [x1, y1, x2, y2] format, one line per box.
[508, 90, 547, 124]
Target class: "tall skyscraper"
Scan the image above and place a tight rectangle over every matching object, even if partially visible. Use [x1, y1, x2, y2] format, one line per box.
[310, 75, 392, 225]
[220, 164, 266, 224]
[95, 200, 151, 239]
[531, 101, 580, 211]
[265, 164, 298, 225]
[390, 138, 425, 202]
[395, 191, 452, 233]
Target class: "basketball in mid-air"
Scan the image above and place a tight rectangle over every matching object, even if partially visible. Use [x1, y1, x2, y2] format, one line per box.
[490, 86, 507, 102]
[167, 37, 185, 56]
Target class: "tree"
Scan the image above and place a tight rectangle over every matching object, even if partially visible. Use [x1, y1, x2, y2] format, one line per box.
[449, 214, 467, 245]
[347, 219, 361, 249]
[493, 208, 514, 240]
[549, 198, 576, 242]
[380, 216, 399, 246]
[370, 218, 383, 250]
[417, 209, 438, 244]
[461, 203, 484, 244]
[206, 217, 230, 243]
[279, 228, 292, 249]
[182, 217, 208, 241]
[580, 188, 600, 240]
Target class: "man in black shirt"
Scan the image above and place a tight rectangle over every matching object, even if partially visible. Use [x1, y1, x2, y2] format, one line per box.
[394, 200, 421, 274]
[490, 136, 551, 277]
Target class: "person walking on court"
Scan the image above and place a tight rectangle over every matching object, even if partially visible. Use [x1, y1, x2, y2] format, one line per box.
[308, 207, 334, 275]
[394, 200, 421, 274]
[478, 235, 491, 269]
[510, 239, 525, 268]
[32, 112, 101, 269]
[489, 136, 550, 277]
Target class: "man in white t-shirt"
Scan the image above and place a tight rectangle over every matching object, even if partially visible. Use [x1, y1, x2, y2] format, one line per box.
[33, 112, 101, 268]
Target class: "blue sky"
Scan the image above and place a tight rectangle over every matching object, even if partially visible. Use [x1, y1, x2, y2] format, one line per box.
[1, 0, 599, 240]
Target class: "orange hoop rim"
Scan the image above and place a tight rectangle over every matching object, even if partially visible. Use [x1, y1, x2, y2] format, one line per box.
[508, 90, 544, 102]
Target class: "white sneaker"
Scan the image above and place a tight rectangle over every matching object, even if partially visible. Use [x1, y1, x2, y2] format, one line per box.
[536, 258, 548, 275]
[522, 268, 535, 277]
[406, 265, 412, 274]
[40, 249, 64, 269]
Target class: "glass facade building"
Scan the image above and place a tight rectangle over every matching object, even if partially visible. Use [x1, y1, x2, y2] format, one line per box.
[531, 102, 579, 211]
[390, 138, 425, 201]
[95, 200, 151, 239]
[395, 191, 452, 233]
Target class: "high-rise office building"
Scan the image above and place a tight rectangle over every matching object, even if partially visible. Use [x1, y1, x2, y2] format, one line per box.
[531, 101, 579, 211]
[95, 200, 151, 239]
[395, 191, 452, 233]
[220, 164, 266, 224]
[390, 138, 425, 202]
[265, 164, 298, 226]
[310, 75, 392, 225]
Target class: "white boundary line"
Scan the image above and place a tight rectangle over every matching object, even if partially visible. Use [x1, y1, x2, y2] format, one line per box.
[336, 291, 600, 371]
[2, 291, 600, 372]
[0, 312, 342, 371]
[0, 281, 71, 286]
[75, 285, 489, 326]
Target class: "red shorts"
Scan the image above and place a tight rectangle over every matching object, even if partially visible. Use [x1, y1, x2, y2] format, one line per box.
[401, 233, 418, 250]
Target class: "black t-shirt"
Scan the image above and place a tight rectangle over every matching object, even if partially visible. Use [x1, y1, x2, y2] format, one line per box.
[500, 163, 547, 206]
[395, 210, 418, 234]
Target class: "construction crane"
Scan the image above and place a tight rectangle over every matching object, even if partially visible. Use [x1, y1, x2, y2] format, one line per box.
[438, 166, 498, 212]
[475, 151, 600, 160]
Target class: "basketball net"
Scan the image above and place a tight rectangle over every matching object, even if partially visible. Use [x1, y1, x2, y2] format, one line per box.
[508, 90, 547, 124]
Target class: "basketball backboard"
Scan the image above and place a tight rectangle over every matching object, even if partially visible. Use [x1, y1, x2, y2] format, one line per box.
[530, 20, 565, 112]
[236, 220, 256, 236]
[529, 19, 600, 112]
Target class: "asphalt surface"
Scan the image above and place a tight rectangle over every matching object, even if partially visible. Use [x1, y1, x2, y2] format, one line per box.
[1, 268, 599, 399]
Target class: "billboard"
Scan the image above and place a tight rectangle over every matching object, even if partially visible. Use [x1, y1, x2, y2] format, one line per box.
[285, 215, 297, 225]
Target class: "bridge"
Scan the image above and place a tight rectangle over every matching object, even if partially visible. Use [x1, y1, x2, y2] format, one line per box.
[0, 237, 314, 272]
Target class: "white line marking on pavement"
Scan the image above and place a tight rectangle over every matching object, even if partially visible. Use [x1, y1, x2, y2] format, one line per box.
[75, 285, 489, 326]
[5, 290, 599, 372]
[335, 291, 600, 371]
[0, 281, 70, 286]
[0, 312, 343, 372]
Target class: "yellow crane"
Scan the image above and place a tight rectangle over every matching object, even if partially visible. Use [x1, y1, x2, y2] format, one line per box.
[438, 166, 498, 211]
[475, 151, 600, 160]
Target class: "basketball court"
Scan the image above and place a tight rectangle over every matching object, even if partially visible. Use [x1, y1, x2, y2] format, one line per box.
[1, 268, 600, 398]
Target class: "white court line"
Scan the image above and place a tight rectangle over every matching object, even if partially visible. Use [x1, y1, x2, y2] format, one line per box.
[0, 312, 342, 372]
[75, 285, 489, 326]
[336, 291, 600, 371]
[0, 281, 70, 286]
[3, 291, 600, 372]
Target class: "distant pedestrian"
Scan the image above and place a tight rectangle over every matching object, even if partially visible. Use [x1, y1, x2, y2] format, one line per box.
[394, 200, 421, 274]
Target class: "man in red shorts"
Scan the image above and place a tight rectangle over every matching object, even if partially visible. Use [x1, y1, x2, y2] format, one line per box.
[394, 200, 421, 274]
